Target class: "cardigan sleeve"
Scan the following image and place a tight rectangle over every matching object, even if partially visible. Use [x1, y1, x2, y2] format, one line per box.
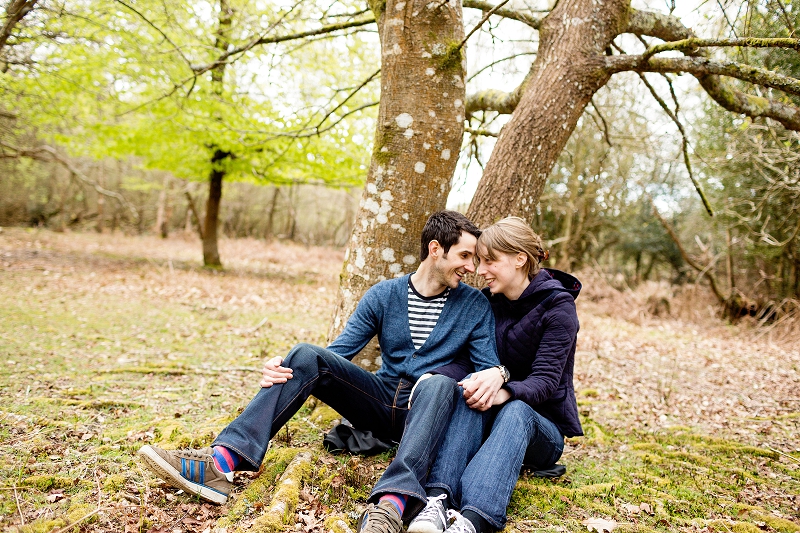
[505, 293, 578, 406]
[466, 296, 500, 371]
[429, 355, 473, 381]
[326, 285, 382, 360]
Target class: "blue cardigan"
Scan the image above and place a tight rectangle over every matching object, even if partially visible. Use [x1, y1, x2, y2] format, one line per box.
[326, 274, 500, 388]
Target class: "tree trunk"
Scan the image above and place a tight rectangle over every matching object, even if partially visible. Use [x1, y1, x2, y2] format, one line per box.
[200, 0, 232, 268]
[467, 0, 629, 227]
[154, 173, 171, 238]
[202, 151, 226, 268]
[264, 186, 280, 241]
[184, 186, 204, 240]
[327, 0, 467, 362]
[95, 162, 104, 234]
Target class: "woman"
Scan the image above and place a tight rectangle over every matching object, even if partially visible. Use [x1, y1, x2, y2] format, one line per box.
[408, 216, 583, 533]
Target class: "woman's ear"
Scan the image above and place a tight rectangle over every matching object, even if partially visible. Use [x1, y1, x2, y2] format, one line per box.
[515, 252, 528, 269]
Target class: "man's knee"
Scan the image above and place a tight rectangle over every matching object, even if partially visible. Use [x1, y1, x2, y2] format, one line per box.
[415, 374, 458, 401]
[283, 343, 325, 370]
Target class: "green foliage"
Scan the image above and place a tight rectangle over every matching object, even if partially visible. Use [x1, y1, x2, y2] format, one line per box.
[688, 1, 800, 302]
[1, 0, 379, 188]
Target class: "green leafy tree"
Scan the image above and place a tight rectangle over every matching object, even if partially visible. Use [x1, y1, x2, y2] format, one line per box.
[1, 0, 378, 266]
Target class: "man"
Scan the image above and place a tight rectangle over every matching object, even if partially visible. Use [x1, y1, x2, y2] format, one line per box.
[138, 211, 506, 519]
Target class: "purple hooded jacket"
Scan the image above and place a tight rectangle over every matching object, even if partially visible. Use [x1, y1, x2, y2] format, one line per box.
[434, 268, 583, 437]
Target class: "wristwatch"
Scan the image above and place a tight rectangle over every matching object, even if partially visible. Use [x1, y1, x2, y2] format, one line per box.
[495, 365, 511, 383]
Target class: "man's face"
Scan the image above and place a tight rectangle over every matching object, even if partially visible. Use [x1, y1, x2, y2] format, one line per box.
[432, 231, 478, 289]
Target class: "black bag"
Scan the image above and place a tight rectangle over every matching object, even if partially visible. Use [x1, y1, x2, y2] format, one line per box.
[323, 420, 394, 455]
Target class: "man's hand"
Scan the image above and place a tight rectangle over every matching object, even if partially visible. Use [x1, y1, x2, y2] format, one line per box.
[458, 367, 504, 411]
[260, 356, 293, 388]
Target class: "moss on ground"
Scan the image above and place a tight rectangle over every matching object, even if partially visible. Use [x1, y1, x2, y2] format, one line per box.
[1, 229, 797, 532]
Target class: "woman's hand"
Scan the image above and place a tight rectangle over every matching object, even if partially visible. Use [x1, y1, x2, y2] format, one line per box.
[459, 367, 504, 411]
[260, 356, 293, 388]
[492, 388, 511, 406]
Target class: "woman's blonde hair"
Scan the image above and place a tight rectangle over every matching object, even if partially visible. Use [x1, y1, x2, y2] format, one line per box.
[477, 217, 548, 278]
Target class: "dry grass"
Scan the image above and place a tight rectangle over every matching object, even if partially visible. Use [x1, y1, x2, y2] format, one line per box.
[1, 228, 798, 533]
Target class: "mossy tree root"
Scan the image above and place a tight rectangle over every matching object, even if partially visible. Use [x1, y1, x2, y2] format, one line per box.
[245, 451, 313, 533]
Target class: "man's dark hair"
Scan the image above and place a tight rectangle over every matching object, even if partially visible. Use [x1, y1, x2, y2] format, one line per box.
[420, 211, 481, 261]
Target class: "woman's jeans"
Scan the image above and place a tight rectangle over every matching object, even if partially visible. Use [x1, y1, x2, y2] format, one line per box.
[426, 397, 564, 529]
[212, 343, 461, 511]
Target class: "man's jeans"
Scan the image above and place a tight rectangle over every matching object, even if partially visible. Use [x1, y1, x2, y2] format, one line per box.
[426, 397, 564, 529]
[213, 343, 461, 513]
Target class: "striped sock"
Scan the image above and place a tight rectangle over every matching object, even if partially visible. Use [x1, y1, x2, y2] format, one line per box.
[212, 446, 240, 473]
[379, 493, 408, 517]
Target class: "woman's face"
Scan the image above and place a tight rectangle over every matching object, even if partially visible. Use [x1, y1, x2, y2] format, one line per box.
[477, 244, 529, 299]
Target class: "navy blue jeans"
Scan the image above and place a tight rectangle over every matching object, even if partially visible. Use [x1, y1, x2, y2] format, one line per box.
[213, 343, 461, 513]
[426, 397, 564, 529]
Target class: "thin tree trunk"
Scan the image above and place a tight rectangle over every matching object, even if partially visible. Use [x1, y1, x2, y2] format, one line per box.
[264, 186, 280, 241]
[726, 227, 735, 291]
[201, 0, 232, 268]
[467, 0, 629, 227]
[154, 173, 171, 238]
[286, 183, 297, 240]
[184, 188, 204, 240]
[328, 0, 467, 359]
[162, 176, 173, 238]
[95, 162, 104, 233]
[203, 151, 226, 268]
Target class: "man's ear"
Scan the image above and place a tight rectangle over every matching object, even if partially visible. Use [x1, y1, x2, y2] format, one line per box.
[428, 239, 441, 259]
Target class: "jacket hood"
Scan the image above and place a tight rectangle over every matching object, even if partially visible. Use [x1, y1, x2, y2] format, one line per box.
[481, 268, 581, 306]
[520, 268, 581, 301]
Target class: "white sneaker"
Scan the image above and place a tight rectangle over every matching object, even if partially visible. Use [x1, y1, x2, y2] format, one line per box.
[408, 494, 449, 533]
[446, 510, 477, 533]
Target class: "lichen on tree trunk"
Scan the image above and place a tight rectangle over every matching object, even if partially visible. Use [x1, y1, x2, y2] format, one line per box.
[327, 0, 467, 367]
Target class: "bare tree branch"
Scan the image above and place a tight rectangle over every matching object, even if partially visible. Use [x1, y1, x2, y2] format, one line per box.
[636, 72, 714, 216]
[605, 55, 800, 98]
[465, 126, 498, 137]
[462, 0, 541, 29]
[588, 98, 613, 147]
[466, 68, 531, 114]
[191, 15, 376, 76]
[625, 9, 692, 41]
[0, 142, 140, 221]
[641, 37, 800, 61]
[467, 51, 536, 82]
[311, 68, 380, 134]
[110, 0, 193, 70]
[0, 0, 37, 52]
[704, 73, 800, 131]
[650, 199, 727, 303]
[457, 0, 513, 51]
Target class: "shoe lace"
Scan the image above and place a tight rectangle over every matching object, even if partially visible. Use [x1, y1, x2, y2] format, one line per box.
[416, 494, 447, 525]
[363, 504, 401, 533]
[178, 448, 212, 460]
[445, 510, 475, 533]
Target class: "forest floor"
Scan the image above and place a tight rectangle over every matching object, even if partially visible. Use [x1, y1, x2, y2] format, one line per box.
[0, 227, 798, 533]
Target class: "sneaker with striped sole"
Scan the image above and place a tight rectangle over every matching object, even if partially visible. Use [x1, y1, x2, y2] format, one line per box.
[138, 445, 232, 504]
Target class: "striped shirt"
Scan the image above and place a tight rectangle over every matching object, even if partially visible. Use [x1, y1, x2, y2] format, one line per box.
[408, 279, 450, 350]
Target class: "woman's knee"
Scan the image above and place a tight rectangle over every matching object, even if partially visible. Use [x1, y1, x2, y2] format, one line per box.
[493, 400, 536, 430]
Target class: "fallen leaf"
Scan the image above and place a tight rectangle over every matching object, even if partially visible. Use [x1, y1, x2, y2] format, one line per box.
[620, 503, 640, 514]
[46, 490, 66, 503]
[583, 517, 618, 533]
[639, 502, 653, 515]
